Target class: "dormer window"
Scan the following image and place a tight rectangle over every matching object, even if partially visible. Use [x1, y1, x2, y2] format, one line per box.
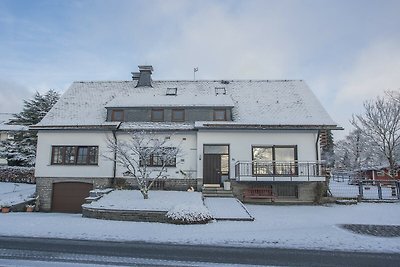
[151, 109, 164, 122]
[172, 109, 185, 122]
[166, 88, 177, 96]
[111, 110, 124, 121]
[214, 109, 227, 121]
[215, 87, 226, 95]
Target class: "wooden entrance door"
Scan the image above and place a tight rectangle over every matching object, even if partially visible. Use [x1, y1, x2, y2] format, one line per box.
[203, 154, 222, 184]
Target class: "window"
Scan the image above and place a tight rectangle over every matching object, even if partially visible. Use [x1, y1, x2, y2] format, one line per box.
[215, 87, 226, 95]
[140, 147, 177, 167]
[151, 109, 164, 122]
[214, 109, 227, 121]
[252, 146, 297, 176]
[172, 109, 185, 122]
[111, 110, 124, 121]
[51, 146, 98, 165]
[166, 88, 177, 96]
[377, 171, 385, 177]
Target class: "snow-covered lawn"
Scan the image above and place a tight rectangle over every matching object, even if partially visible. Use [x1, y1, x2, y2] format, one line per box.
[0, 182, 35, 206]
[1, 202, 399, 253]
[83, 190, 203, 211]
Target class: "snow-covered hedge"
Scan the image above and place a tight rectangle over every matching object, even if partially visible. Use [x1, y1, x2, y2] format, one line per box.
[0, 166, 35, 184]
[166, 204, 213, 224]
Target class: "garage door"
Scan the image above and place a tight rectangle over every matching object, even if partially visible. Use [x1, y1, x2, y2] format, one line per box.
[52, 182, 93, 213]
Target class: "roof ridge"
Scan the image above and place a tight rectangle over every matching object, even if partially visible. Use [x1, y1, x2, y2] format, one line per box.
[72, 79, 303, 83]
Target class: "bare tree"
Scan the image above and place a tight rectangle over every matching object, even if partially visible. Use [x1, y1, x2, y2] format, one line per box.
[351, 94, 400, 177]
[106, 131, 181, 199]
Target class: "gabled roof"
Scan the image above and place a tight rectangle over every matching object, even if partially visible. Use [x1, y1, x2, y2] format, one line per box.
[34, 79, 338, 129]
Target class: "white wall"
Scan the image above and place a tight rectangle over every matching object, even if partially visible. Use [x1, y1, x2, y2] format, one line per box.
[114, 132, 197, 179]
[35, 131, 115, 178]
[196, 130, 319, 179]
[35, 130, 198, 179]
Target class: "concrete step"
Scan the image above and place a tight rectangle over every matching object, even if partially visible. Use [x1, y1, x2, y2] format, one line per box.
[203, 193, 235, 198]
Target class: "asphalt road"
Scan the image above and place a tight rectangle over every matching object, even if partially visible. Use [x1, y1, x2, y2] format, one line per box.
[0, 236, 399, 267]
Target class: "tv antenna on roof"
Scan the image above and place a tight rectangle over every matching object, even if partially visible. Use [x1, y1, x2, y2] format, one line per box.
[193, 67, 198, 81]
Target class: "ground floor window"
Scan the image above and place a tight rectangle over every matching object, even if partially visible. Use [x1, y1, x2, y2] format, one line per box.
[51, 146, 98, 165]
[252, 145, 297, 176]
[140, 147, 177, 167]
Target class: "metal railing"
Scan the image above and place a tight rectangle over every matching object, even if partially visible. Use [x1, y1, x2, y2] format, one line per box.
[234, 161, 326, 181]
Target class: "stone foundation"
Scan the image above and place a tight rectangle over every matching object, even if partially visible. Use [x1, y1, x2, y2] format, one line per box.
[113, 177, 199, 191]
[36, 177, 113, 211]
[231, 180, 325, 203]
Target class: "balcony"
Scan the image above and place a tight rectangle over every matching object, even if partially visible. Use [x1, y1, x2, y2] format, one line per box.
[234, 161, 327, 182]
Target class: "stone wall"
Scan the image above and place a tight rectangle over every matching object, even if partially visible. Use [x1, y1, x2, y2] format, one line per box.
[36, 177, 113, 211]
[82, 207, 168, 223]
[0, 166, 35, 183]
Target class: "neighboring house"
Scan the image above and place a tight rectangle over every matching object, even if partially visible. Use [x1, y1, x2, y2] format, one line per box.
[358, 166, 400, 182]
[32, 65, 340, 212]
[0, 113, 28, 165]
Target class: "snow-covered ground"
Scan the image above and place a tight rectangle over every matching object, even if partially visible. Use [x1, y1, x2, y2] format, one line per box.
[83, 190, 204, 211]
[0, 203, 399, 253]
[0, 182, 35, 206]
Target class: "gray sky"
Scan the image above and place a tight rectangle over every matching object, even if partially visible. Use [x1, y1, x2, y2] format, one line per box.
[1, 0, 399, 139]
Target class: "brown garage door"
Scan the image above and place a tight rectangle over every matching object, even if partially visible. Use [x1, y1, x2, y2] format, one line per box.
[52, 182, 93, 213]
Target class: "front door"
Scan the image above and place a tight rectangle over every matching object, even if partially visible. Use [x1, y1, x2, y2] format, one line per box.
[203, 145, 229, 185]
[204, 154, 222, 184]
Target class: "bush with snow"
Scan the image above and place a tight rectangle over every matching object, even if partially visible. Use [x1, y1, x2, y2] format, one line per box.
[166, 204, 212, 224]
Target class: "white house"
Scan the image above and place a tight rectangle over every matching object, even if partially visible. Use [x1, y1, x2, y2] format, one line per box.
[33, 65, 340, 212]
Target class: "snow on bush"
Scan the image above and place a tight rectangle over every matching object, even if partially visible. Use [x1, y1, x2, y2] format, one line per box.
[166, 204, 212, 224]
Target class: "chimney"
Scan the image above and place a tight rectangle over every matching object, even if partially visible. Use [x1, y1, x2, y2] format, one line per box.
[136, 65, 153, 87]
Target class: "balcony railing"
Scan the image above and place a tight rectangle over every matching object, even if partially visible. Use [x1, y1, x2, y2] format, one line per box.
[234, 161, 327, 182]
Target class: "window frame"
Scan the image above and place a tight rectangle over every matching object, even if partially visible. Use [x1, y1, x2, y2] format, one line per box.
[171, 109, 185, 122]
[251, 145, 298, 176]
[111, 109, 124, 122]
[51, 145, 99, 166]
[151, 109, 164, 122]
[140, 147, 177, 167]
[213, 109, 227, 121]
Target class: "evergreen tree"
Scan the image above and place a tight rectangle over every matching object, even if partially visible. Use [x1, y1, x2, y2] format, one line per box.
[0, 90, 60, 166]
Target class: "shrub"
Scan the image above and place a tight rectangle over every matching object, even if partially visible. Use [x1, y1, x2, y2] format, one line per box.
[166, 204, 212, 224]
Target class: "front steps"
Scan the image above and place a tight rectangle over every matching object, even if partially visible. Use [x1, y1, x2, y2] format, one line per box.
[202, 185, 234, 198]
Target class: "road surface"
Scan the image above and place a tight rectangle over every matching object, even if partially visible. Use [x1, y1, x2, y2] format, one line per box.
[0, 236, 398, 266]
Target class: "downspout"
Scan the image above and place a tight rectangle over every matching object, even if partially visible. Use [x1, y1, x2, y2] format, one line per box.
[111, 123, 121, 186]
[315, 130, 320, 162]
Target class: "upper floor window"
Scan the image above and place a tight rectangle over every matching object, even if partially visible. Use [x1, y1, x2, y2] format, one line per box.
[214, 109, 227, 121]
[151, 109, 164, 122]
[172, 109, 185, 122]
[111, 110, 124, 121]
[51, 146, 98, 165]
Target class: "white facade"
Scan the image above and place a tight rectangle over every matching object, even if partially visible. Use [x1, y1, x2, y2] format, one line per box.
[36, 128, 322, 182]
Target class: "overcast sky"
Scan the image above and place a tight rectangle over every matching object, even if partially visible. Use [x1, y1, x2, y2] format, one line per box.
[1, 0, 399, 139]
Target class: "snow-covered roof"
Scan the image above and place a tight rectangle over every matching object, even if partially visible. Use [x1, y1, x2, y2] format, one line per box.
[35, 79, 338, 128]
[0, 113, 27, 131]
